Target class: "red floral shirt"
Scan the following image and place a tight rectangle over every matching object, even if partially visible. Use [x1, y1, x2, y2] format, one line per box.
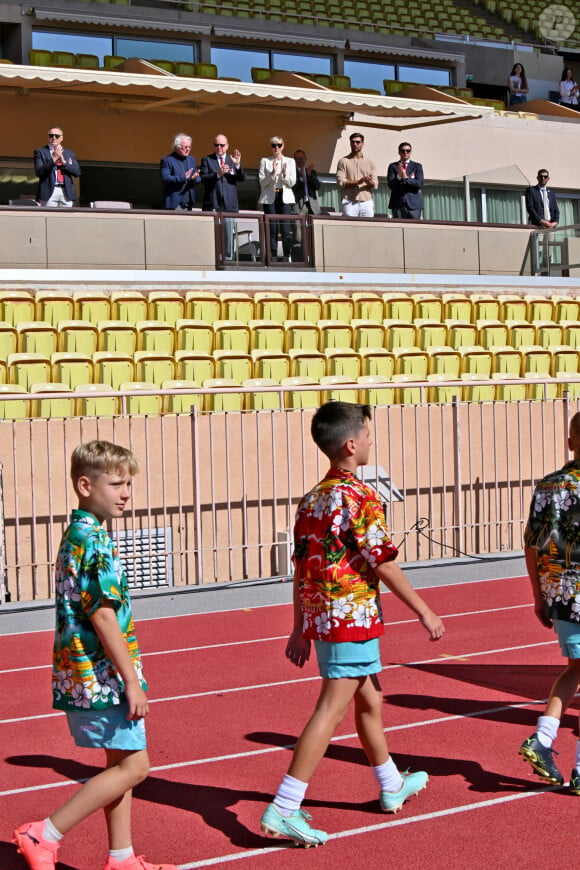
[294, 467, 399, 642]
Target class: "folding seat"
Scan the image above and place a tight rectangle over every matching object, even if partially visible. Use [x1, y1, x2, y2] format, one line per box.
[280, 376, 319, 409]
[288, 349, 327, 381]
[416, 322, 448, 350]
[461, 373, 494, 402]
[73, 291, 111, 324]
[325, 348, 361, 380]
[0, 384, 29, 419]
[0, 359, 9, 384]
[392, 374, 423, 405]
[51, 51, 76, 68]
[527, 297, 554, 322]
[477, 321, 509, 349]
[557, 374, 580, 399]
[161, 379, 202, 414]
[16, 321, 58, 356]
[427, 374, 462, 404]
[51, 352, 94, 389]
[213, 351, 253, 382]
[492, 347, 523, 376]
[564, 324, 580, 349]
[111, 291, 148, 324]
[249, 320, 285, 352]
[357, 375, 392, 406]
[471, 294, 500, 321]
[359, 348, 395, 379]
[136, 321, 175, 354]
[185, 291, 221, 323]
[508, 321, 536, 350]
[30, 383, 74, 418]
[35, 291, 74, 326]
[492, 373, 526, 401]
[74, 383, 119, 417]
[7, 353, 51, 389]
[320, 375, 359, 403]
[352, 292, 384, 321]
[318, 320, 353, 350]
[0, 323, 18, 359]
[151, 59, 174, 73]
[446, 321, 477, 350]
[175, 320, 214, 354]
[553, 297, 580, 322]
[247, 345, 290, 381]
[442, 294, 473, 322]
[352, 319, 386, 351]
[524, 373, 557, 401]
[118, 382, 162, 416]
[320, 293, 355, 323]
[174, 351, 215, 383]
[383, 294, 414, 321]
[58, 320, 99, 354]
[284, 320, 320, 352]
[213, 320, 251, 353]
[414, 294, 443, 322]
[522, 347, 551, 375]
[29, 49, 53, 66]
[97, 321, 137, 354]
[551, 346, 580, 376]
[383, 320, 417, 351]
[254, 292, 289, 324]
[393, 348, 429, 380]
[147, 291, 185, 324]
[76, 54, 100, 69]
[242, 378, 281, 410]
[459, 347, 493, 377]
[428, 348, 461, 377]
[133, 351, 175, 386]
[288, 293, 323, 322]
[220, 292, 255, 323]
[0, 292, 36, 326]
[535, 322, 564, 348]
[498, 294, 528, 322]
[202, 378, 243, 412]
[92, 352, 135, 389]
[103, 56, 127, 70]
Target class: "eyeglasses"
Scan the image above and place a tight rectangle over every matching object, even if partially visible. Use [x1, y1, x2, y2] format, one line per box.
[271, 143, 282, 148]
[214, 142, 227, 147]
[400, 148, 411, 153]
[48, 133, 62, 138]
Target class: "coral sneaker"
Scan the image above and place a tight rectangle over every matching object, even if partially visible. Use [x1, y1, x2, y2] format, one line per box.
[103, 856, 178, 870]
[380, 770, 429, 813]
[12, 821, 59, 869]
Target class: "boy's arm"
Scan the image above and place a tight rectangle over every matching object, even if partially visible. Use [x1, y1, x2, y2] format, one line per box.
[90, 602, 149, 720]
[285, 567, 311, 668]
[524, 544, 552, 628]
[375, 560, 444, 640]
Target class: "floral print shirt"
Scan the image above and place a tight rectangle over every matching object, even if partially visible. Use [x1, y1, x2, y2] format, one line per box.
[524, 460, 580, 623]
[52, 509, 147, 711]
[294, 467, 399, 642]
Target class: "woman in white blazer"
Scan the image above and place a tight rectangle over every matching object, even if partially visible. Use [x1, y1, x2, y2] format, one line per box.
[258, 135, 296, 261]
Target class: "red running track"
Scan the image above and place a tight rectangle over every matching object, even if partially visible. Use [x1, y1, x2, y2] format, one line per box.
[1, 575, 579, 870]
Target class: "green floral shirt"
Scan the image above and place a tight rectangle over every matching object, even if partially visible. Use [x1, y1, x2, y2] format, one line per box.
[524, 460, 580, 622]
[52, 509, 147, 712]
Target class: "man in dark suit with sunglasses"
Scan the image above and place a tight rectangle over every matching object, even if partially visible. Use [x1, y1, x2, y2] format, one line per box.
[387, 142, 424, 220]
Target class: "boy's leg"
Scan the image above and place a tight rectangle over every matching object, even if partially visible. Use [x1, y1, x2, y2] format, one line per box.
[103, 749, 146, 851]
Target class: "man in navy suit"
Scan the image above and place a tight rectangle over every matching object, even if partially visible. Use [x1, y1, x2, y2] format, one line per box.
[387, 142, 424, 220]
[526, 169, 559, 228]
[160, 133, 201, 210]
[200, 133, 245, 260]
[34, 126, 80, 207]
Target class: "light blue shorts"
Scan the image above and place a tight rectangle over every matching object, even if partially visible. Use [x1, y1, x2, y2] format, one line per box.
[66, 700, 147, 750]
[553, 618, 580, 659]
[314, 638, 382, 679]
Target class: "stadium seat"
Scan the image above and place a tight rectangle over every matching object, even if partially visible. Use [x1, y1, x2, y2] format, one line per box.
[551, 347, 580, 376]
[477, 321, 509, 349]
[553, 298, 580, 322]
[492, 347, 523, 376]
[0, 383, 29, 418]
[522, 347, 551, 375]
[161, 379, 202, 414]
[0, 323, 18, 359]
[151, 59, 175, 73]
[111, 291, 148, 324]
[564, 324, 580, 349]
[320, 293, 355, 322]
[242, 378, 281, 410]
[133, 351, 175, 385]
[213, 351, 253, 381]
[357, 375, 392, 406]
[447, 321, 478, 350]
[73, 291, 111, 323]
[98, 321, 138, 354]
[471, 294, 500, 321]
[325, 348, 361, 380]
[251, 349, 290, 381]
[16, 322, 58, 356]
[352, 320, 386, 350]
[185, 292, 221, 323]
[459, 347, 493, 377]
[383, 295, 414, 321]
[414, 295, 443, 321]
[318, 320, 353, 350]
[0, 291, 36, 325]
[30, 383, 74, 418]
[499, 295, 528, 322]
[51, 352, 94, 389]
[202, 378, 243, 412]
[76, 54, 99, 69]
[416, 322, 448, 350]
[359, 348, 395, 378]
[194, 62, 218, 78]
[284, 321, 320, 352]
[427, 374, 462, 403]
[92, 352, 135, 389]
[249, 320, 285, 352]
[384, 321, 417, 351]
[289, 294, 323, 322]
[320, 375, 358, 402]
[50, 51, 75, 68]
[288, 349, 326, 381]
[74, 383, 118, 418]
[57, 320, 99, 354]
[280, 376, 320, 409]
[394, 348, 429, 379]
[174, 351, 215, 383]
[428, 348, 461, 377]
[443, 294, 473, 322]
[524, 373, 557, 401]
[461, 373, 494, 402]
[535, 322, 564, 347]
[557, 373, 580, 399]
[103, 56, 126, 70]
[214, 321, 251, 352]
[119, 382, 162, 416]
[147, 291, 185, 323]
[352, 292, 384, 321]
[527, 297, 554, 322]
[174, 62, 196, 77]
[220, 292, 255, 323]
[492, 373, 526, 401]
[174, 320, 214, 354]
[254, 292, 290, 324]
[392, 374, 422, 405]
[508, 321, 536, 349]
[29, 49, 53, 66]
[136, 321, 175, 354]
[35, 291, 75, 326]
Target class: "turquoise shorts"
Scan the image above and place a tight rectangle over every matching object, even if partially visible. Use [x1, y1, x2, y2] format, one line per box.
[553, 618, 580, 659]
[314, 637, 382, 679]
[66, 700, 147, 750]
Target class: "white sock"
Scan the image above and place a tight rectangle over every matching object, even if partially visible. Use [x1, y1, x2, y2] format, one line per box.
[43, 817, 64, 843]
[575, 739, 580, 771]
[536, 715, 560, 747]
[372, 757, 404, 793]
[273, 774, 308, 817]
[108, 847, 134, 862]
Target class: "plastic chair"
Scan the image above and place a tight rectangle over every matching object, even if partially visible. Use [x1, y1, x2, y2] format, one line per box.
[357, 375, 392, 406]
[288, 294, 323, 322]
[522, 347, 551, 375]
[103, 55, 126, 69]
[161, 379, 202, 414]
[151, 59, 175, 74]
[427, 374, 462, 404]
[459, 346, 493, 377]
[185, 292, 221, 323]
[254, 293, 290, 324]
[111, 291, 148, 324]
[30, 383, 74, 418]
[51, 52, 75, 68]
[535, 322, 564, 348]
[92, 352, 135, 389]
[119, 382, 162, 416]
[352, 292, 384, 322]
[97, 321, 138, 354]
[76, 54, 99, 69]
[553, 298, 580, 322]
[284, 321, 320, 352]
[416, 322, 448, 350]
[477, 321, 509, 350]
[383, 321, 417, 351]
[249, 320, 285, 352]
[174, 62, 196, 77]
[318, 321, 353, 350]
[472, 294, 500, 321]
[251, 350, 291, 381]
[528, 297, 554, 322]
[58, 320, 99, 354]
[498, 295, 528, 322]
[557, 374, 580, 399]
[202, 378, 243, 412]
[220, 292, 255, 323]
[461, 373, 494, 403]
[383, 295, 414, 321]
[492, 373, 526, 401]
[359, 348, 395, 379]
[0, 323, 18, 359]
[508, 321, 536, 350]
[74, 383, 119, 417]
[148, 291, 185, 324]
[0, 291, 36, 325]
[352, 320, 386, 351]
[136, 321, 175, 354]
[394, 348, 429, 379]
[320, 375, 359, 403]
[35, 291, 75, 326]
[320, 293, 355, 323]
[17, 322, 58, 356]
[524, 373, 557, 401]
[492, 347, 523, 376]
[414, 295, 444, 321]
[280, 376, 320, 409]
[213, 351, 253, 382]
[213, 321, 251, 353]
[0, 384, 29, 418]
[446, 321, 477, 350]
[428, 348, 461, 377]
[133, 351, 175, 386]
[73, 291, 112, 324]
[442, 294, 473, 322]
[392, 374, 423, 405]
[29, 49, 53, 66]
[242, 378, 281, 410]
[325, 348, 361, 380]
[175, 320, 214, 354]
[564, 324, 580, 349]
[551, 347, 580, 376]
[51, 352, 94, 389]
[288, 349, 327, 381]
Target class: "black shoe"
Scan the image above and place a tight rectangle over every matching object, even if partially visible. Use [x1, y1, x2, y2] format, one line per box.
[519, 733, 564, 784]
[570, 768, 580, 795]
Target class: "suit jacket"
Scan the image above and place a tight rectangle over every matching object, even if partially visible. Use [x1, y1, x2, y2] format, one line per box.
[387, 159, 424, 211]
[292, 167, 321, 215]
[160, 151, 201, 209]
[34, 145, 80, 202]
[258, 156, 296, 205]
[200, 153, 245, 212]
[526, 184, 559, 225]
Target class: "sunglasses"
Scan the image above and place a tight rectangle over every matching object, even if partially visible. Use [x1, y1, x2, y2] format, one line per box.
[48, 133, 62, 138]
[350, 139, 363, 144]
[538, 174, 549, 179]
[400, 148, 411, 153]
[214, 142, 227, 147]
[271, 143, 282, 148]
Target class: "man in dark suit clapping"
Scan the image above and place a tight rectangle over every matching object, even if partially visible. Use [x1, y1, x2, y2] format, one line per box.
[201, 133, 245, 260]
[387, 142, 424, 220]
[34, 126, 80, 207]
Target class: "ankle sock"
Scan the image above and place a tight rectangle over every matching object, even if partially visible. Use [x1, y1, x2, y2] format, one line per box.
[575, 740, 580, 771]
[273, 774, 308, 817]
[43, 817, 64, 843]
[372, 757, 404, 793]
[108, 847, 134, 862]
[536, 715, 560, 748]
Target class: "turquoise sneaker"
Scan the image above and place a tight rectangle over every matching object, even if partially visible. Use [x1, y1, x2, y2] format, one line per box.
[380, 770, 428, 813]
[260, 803, 328, 847]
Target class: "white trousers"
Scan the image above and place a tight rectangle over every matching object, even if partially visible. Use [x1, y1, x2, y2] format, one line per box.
[341, 199, 374, 218]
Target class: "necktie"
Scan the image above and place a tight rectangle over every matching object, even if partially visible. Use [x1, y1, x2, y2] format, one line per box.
[542, 187, 550, 221]
[303, 168, 309, 202]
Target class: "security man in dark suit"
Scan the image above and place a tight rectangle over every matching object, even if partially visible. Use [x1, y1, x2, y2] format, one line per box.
[160, 133, 201, 210]
[200, 133, 245, 260]
[34, 126, 80, 207]
[291, 149, 321, 258]
[387, 142, 424, 220]
[526, 169, 559, 228]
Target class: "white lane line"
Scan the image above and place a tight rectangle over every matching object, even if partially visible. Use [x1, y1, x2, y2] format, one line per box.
[0, 697, 548, 798]
[0, 638, 557, 726]
[0, 603, 530, 676]
[176, 783, 562, 868]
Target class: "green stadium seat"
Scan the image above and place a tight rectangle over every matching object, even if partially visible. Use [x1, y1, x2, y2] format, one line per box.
[51, 52, 76, 68]
[29, 50, 53, 66]
[76, 54, 100, 69]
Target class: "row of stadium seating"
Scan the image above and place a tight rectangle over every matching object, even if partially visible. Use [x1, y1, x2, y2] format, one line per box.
[2, 290, 578, 326]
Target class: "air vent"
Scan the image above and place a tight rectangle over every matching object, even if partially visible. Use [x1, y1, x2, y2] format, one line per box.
[113, 526, 173, 589]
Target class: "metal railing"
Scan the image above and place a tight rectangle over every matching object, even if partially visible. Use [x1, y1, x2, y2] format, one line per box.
[530, 223, 580, 276]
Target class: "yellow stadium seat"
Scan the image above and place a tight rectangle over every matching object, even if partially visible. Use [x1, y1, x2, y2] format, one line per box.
[133, 351, 175, 386]
[0, 384, 29, 418]
[359, 348, 395, 379]
[281, 376, 320, 409]
[30, 382, 74, 418]
[442, 294, 473, 322]
[242, 377, 281, 410]
[118, 382, 162, 416]
[288, 349, 327, 381]
[58, 320, 99, 354]
[384, 320, 417, 351]
[498, 295, 528, 322]
[564, 324, 580, 349]
[254, 292, 290, 324]
[251, 350, 291, 381]
[111, 291, 148, 324]
[74, 383, 119, 417]
[213, 351, 253, 381]
[35, 291, 75, 326]
[492, 347, 522, 376]
[383, 294, 414, 321]
[320, 293, 355, 323]
[557, 373, 580, 399]
[185, 291, 221, 322]
[0, 322, 18, 359]
[136, 321, 175, 353]
[7, 353, 51, 389]
[551, 347, 580, 376]
[174, 351, 215, 383]
[414, 294, 443, 321]
[522, 347, 551, 375]
[392, 374, 423, 405]
[175, 319, 214, 353]
[161, 379, 202, 414]
[472, 294, 500, 321]
[97, 321, 137, 354]
[461, 373, 494, 402]
[92, 352, 135, 389]
[524, 373, 557, 400]
[492, 373, 526, 401]
[416, 322, 448, 350]
[220, 292, 255, 323]
[325, 348, 361, 380]
[202, 378, 243, 412]
[508, 321, 536, 349]
[394, 348, 429, 379]
[17, 322, 58, 356]
[249, 320, 285, 352]
[320, 375, 359, 403]
[357, 375, 393, 406]
[73, 291, 112, 323]
[214, 320, 251, 352]
[51, 352, 94, 389]
[428, 348, 461, 377]
[318, 320, 353, 350]
[352, 292, 384, 321]
[284, 320, 320, 352]
[288, 294, 323, 322]
[352, 319, 386, 350]
[477, 321, 509, 349]
[527, 297, 554, 322]
[535, 322, 564, 348]
[0, 291, 36, 325]
[147, 291, 185, 324]
[459, 346, 493, 377]
[553, 298, 580, 322]
[446, 321, 478, 350]
[427, 374, 462, 403]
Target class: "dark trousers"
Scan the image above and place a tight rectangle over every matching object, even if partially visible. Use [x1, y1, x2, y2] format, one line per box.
[263, 193, 292, 256]
[391, 206, 422, 220]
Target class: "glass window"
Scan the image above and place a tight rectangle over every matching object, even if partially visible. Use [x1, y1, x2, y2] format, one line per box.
[116, 38, 194, 64]
[32, 30, 112, 64]
[211, 46, 269, 82]
[272, 51, 331, 75]
[397, 65, 451, 86]
[484, 188, 521, 224]
[344, 59, 395, 91]
[424, 184, 473, 221]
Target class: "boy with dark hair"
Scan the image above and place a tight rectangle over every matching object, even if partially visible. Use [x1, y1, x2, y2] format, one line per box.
[13, 440, 177, 870]
[260, 402, 445, 847]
